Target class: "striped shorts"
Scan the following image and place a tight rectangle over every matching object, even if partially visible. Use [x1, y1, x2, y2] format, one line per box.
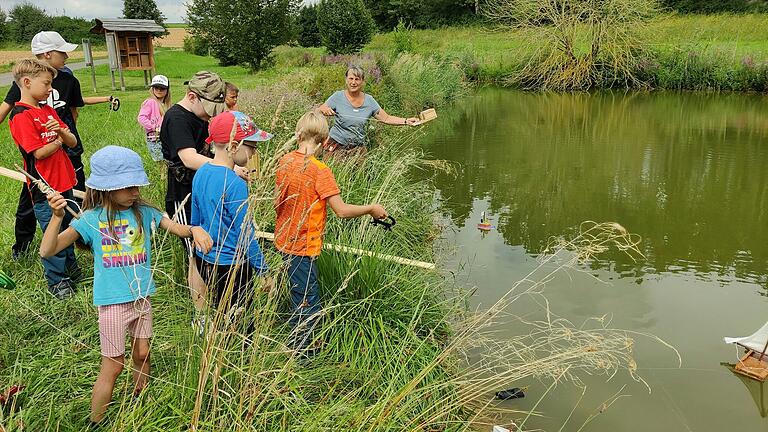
[98, 298, 153, 358]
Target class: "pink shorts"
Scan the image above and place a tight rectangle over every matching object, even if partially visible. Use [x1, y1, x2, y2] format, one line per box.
[98, 298, 153, 358]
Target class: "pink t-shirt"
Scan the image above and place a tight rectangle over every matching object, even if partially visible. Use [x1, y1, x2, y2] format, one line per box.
[137, 98, 163, 139]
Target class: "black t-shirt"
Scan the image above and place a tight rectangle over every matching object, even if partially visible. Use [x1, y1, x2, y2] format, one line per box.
[5, 70, 85, 156]
[160, 104, 210, 202]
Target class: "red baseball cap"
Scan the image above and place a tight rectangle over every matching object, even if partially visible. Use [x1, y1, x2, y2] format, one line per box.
[206, 111, 273, 147]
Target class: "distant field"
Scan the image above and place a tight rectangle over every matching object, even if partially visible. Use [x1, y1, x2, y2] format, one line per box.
[155, 28, 188, 48]
[0, 50, 107, 66]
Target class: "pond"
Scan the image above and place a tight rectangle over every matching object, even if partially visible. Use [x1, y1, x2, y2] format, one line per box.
[420, 88, 768, 430]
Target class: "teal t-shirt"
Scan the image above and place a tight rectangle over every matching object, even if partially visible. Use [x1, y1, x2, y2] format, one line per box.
[70, 205, 164, 306]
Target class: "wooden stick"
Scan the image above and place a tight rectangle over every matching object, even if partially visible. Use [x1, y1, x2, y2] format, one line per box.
[0, 166, 85, 200]
[255, 231, 436, 270]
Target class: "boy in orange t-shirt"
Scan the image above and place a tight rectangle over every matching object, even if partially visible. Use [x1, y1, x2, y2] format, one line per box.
[275, 110, 387, 353]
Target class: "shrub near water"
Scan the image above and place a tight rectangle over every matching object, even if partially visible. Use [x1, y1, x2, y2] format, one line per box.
[376, 53, 466, 114]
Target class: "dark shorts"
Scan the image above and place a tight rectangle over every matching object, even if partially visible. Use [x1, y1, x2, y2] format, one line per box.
[195, 256, 255, 311]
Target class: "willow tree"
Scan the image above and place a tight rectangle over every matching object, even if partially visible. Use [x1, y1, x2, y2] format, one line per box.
[482, 0, 659, 90]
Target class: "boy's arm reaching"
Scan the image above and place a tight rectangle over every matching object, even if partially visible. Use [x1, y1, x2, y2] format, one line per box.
[39, 194, 80, 257]
[327, 194, 387, 219]
[159, 216, 213, 253]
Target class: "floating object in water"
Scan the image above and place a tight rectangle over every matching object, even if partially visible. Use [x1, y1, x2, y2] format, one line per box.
[477, 211, 495, 231]
[0, 270, 15, 290]
[495, 387, 525, 400]
[370, 215, 396, 231]
[725, 322, 768, 381]
[0, 385, 23, 405]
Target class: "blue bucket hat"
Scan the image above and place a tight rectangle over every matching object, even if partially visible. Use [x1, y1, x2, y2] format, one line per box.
[85, 145, 150, 191]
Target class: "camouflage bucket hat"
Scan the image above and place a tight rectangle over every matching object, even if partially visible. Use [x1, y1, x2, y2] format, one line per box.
[185, 71, 226, 117]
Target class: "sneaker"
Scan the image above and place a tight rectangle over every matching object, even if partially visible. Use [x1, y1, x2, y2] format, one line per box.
[191, 314, 207, 336]
[48, 280, 75, 300]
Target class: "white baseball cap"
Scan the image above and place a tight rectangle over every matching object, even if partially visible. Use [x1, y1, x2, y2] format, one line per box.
[150, 75, 169, 89]
[31, 31, 78, 55]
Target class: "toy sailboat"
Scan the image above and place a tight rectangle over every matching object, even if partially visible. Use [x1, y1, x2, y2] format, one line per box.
[477, 211, 494, 231]
[725, 322, 768, 381]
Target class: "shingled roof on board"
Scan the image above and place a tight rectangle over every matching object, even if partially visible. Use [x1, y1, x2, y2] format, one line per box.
[90, 18, 166, 35]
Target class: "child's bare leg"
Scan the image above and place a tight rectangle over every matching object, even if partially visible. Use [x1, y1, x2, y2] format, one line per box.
[91, 355, 125, 423]
[130, 337, 151, 394]
[188, 256, 208, 311]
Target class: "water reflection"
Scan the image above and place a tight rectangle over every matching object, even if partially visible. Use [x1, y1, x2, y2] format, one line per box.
[425, 89, 768, 286]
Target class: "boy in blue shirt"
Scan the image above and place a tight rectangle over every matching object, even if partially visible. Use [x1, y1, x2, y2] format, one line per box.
[191, 110, 273, 331]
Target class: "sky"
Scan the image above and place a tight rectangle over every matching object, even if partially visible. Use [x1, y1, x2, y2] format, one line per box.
[0, 0, 240, 23]
[0, 0, 316, 22]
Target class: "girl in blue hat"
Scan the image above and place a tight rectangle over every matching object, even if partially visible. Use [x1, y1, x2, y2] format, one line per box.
[39, 145, 213, 424]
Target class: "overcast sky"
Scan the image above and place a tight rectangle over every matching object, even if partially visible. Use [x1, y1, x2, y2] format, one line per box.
[0, 0, 318, 23]
[0, 0, 313, 23]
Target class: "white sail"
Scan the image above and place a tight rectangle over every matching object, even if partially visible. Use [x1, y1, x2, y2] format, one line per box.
[725, 321, 768, 353]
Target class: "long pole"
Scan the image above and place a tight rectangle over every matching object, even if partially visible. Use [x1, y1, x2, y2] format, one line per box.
[255, 231, 435, 270]
[0, 167, 85, 200]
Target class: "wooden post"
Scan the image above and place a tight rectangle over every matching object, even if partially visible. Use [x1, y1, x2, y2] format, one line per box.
[82, 39, 97, 93]
[105, 32, 119, 91]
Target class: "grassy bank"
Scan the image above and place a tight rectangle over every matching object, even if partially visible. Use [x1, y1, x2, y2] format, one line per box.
[0, 46, 475, 430]
[367, 13, 768, 90]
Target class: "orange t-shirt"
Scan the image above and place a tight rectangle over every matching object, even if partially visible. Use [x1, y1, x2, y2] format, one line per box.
[275, 151, 341, 256]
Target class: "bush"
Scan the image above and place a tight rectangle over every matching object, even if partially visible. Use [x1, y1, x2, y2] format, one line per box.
[364, 0, 476, 30]
[8, 3, 53, 44]
[182, 35, 209, 57]
[638, 48, 768, 91]
[316, 0, 375, 55]
[297, 5, 321, 47]
[377, 53, 465, 114]
[51, 16, 103, 45]
[186, 0, 299, 70]
[390, 20, 413, 54]
[0, 8, 7, 43]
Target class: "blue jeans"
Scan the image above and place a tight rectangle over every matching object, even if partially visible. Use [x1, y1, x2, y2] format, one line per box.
[283, 254, 320, 349]
[33, 191, 78, 287]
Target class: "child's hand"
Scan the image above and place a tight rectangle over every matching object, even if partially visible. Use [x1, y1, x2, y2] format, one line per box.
[405, 117, 420, 126]
[234, 165, 249, 181]
[369, 204, 387, 220]
[44, 117, 62, 134]
[190, 226, 213, 253]
[47, 193, 67, 218]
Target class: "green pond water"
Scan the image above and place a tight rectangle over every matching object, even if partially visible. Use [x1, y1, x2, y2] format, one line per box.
[420, 88, 768, 431]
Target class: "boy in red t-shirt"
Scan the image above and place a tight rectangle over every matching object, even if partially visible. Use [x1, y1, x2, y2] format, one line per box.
[9, 59, 79, 300]
[275, 110, 387, 354]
